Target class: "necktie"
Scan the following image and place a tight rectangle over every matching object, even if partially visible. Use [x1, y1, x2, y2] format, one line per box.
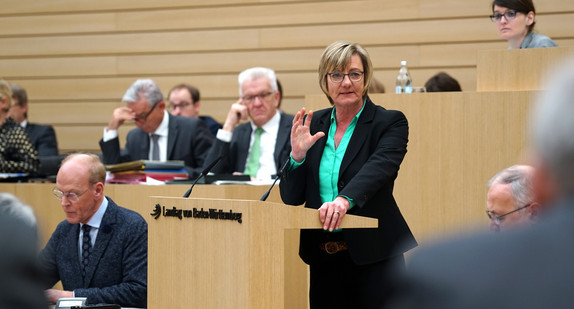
[81, 224, 92, 278]
[244, 127, 263, 177]
[151, 134, 160, 160]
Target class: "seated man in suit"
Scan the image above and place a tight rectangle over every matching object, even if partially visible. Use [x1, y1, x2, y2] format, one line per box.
[486, 165, 542, 232]
[207, 67, 293, 181]
[9, 84, 62, 176]
[166, 83, 222, 137]
[9, 84, 59, 156]
[99, 79, 214, 178]
[39, 153, 147, 307]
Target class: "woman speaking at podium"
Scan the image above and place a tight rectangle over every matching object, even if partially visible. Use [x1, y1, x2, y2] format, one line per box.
[279, 41, 417, 309]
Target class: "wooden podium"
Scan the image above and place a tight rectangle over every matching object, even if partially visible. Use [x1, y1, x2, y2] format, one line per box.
[147, 197, 377, 309]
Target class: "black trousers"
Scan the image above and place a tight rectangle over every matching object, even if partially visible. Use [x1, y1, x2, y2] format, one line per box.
[309, 247, 405, 309]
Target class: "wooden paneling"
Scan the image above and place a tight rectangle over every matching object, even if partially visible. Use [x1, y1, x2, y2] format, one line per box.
[0, 0, 313, 15]
[477, 47, 574, 91]
[1, 0, 573, 155]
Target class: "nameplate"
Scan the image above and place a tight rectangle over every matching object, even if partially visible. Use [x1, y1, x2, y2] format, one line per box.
[150, 204, 242, 224]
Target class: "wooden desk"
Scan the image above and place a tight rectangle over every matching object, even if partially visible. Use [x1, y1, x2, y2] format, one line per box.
[476, 47, 574, 91]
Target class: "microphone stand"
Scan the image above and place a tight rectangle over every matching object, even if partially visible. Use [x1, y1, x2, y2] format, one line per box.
[183, 156, 222, 198]
[259, 158, 290, 201]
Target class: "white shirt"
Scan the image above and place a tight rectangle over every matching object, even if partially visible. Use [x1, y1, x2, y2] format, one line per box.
[247, 111, 280, 180]
[103, 110, 170, 161]
[78, 197, 109, 263]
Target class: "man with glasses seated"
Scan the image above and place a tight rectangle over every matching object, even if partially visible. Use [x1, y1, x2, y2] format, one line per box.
[205, 67, 293, 181]
[486, 165, 542, 232]
[166, 83, 222, 137]
[39, 153, 147, 308]
[99, 79, 214, 178]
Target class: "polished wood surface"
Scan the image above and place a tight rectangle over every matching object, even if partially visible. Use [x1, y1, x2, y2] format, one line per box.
[148, 197, 375, 309]
[477, 47, 574, 91]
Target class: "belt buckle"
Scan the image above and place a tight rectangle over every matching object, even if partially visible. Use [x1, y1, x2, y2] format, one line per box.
[324, 241, 340, 254]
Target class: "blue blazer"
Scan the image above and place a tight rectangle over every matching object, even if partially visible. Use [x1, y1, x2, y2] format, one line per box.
[39, 197, 147, 307]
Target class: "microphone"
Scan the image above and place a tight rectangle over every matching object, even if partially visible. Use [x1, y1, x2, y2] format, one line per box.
[183, 156, 222, 198]
[259, 158, 290, 202]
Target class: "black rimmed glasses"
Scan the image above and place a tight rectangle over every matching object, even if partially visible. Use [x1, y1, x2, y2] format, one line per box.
[135, 102, 159, 122]
[53, 187, 90, 203]
[169, 101, 192, 111]
[490, 10, 522, 23]
[486, 203, 532, 225]
[242, 91, 274, 104]
[327, 71, 364, 83]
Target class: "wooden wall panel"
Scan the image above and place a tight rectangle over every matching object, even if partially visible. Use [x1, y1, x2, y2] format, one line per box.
[0, 0, 313, 15]
[1, 0, 573, 156]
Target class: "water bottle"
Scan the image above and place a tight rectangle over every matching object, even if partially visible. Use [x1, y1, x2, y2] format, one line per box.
[395, 60, 413, 94]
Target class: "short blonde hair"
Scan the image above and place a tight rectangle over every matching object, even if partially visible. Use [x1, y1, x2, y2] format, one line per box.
[318, 41, 373, 105]
[0, 79, 13, 110]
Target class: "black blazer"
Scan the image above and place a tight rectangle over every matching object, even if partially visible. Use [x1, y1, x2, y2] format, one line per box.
[280, 99, 417, 265]
[99, 113, 214, 178]
[25, 123, 59, 156]
[207, 112, 293, 176]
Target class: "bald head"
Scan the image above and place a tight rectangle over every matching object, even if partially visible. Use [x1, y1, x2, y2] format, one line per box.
[56, 153, 106, 224]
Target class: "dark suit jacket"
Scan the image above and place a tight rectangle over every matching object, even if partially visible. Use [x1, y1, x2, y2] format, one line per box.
[207, 112, 293, 176]
[199, 115, 222, 137]
[280, 99, 417, 265]
[25, 123, 59, 156]
[39, 197, 147, 308]
[390, 197, 574, 309]
[99, 113, 214, 178]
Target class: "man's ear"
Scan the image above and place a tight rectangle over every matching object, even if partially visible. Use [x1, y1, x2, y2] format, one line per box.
[528, 202, 542, 220]
[93, 182, 105, 198]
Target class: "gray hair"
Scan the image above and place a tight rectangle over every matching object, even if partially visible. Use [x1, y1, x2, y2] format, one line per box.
[122, 79, 164, 107]
[488, 165, 534, 209]
[531, 60, 574, 196]
[0, 193, 37, 229]
[238, 67, 278, 97]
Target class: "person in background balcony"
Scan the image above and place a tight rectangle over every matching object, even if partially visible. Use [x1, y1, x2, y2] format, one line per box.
[490, 0, 557, 49]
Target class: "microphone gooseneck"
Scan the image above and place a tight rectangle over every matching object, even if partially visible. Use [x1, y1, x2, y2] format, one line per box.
[259, 158, 290, 202]
[183, 156, 223, 198]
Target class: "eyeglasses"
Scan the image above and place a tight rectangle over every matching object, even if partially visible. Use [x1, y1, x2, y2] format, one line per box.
[486, 203, 532, 225]
[135, 102, 159, 122]
[53, 187, 90, 202]
[242, 91, 274, 104]
[490, 10, 522, 23]
[327, 71, 364, 83]
[169, 101, 192, 111]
